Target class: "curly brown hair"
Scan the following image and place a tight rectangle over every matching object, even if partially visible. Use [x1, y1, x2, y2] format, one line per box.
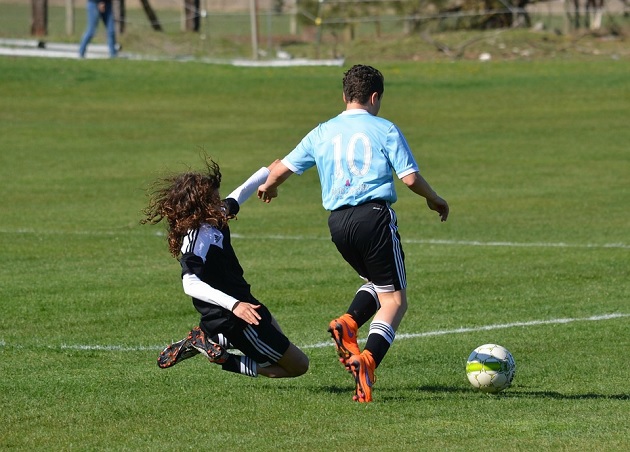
[141, 158, 227, 258]
[342, 64, 384, 105]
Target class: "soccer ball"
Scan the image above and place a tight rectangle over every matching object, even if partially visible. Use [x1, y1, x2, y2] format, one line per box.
[466, 344, 516, 393]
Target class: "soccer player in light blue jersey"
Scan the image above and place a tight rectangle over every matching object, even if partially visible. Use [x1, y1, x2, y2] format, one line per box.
[258, 65, 449, 402]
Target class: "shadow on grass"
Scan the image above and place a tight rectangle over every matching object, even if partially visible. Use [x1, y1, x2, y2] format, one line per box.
[319, 385, 355, 395]
[400, 385, 630, 401]
[506, 390, 629, 400]
[302, 384, 629, 402]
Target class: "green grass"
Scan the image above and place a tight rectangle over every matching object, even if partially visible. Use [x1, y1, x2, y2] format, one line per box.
[0, 56, 628, 450]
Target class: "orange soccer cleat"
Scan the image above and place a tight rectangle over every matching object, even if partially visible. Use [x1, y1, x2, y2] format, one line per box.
[328, 314, 360, 365]
[347, 351, 376, 403]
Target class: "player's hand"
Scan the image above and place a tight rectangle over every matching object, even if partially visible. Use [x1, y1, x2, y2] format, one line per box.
[427, 196, 449, 222]
[232, 302, 262, 325]
[257, 184, 278, 203]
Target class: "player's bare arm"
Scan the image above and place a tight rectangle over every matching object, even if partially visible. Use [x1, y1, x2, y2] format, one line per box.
[257, 161, 294, 203]
[401, 172, 449, 222]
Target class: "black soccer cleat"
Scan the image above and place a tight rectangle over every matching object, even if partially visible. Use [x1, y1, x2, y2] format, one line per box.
[189, 326, 229, 364]
[157, 333, 200, 369]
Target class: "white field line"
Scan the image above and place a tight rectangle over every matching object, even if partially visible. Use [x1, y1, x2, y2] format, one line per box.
[304, 313, 629, 350]
[2, 313, 626, 353]
[1, 228, 628, 249]
[231, 234, 630, 250]
[402, 238, 630, 249]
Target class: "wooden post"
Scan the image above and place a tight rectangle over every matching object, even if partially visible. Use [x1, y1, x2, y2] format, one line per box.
[249, 0, 259, 59]
[290, 0, 297, 35]
[118, 0, 126, 34]
[31, 0, 48, 36]
[64, 0, 74, 36]
[183, 0, 200, 32]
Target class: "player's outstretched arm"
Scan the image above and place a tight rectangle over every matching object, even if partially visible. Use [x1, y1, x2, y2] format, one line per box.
[257, 160, 294, 203]
[401, 172, 449, 222]
[226, 165, 275, 207]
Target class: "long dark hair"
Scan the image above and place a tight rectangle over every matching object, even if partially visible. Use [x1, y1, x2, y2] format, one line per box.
[141, 158, 226, 257]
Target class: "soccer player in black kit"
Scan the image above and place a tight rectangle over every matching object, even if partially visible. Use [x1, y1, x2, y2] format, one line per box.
[142, 158, 308, 379]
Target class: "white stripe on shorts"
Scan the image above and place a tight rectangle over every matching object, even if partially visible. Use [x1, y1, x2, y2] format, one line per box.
[387, 206, 406, 288]
[243, 325, 283, 362]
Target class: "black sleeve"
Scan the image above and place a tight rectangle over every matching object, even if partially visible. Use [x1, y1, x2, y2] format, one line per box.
[180, 252, 205, 278]
[222, 197, 240, 218]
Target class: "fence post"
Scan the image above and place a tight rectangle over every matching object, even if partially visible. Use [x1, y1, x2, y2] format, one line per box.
[250, 0, 259, 59]
[65, 0, 74, 35]
[31, 0, 48, 36]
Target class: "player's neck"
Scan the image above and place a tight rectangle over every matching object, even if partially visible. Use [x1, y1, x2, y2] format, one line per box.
[346, 102, 376, 115]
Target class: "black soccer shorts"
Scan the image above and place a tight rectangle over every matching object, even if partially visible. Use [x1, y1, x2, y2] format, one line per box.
[203, 301, 291, 368]
[328, 200, 406, 293]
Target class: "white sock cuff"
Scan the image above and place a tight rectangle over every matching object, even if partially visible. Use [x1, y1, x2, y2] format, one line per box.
[368, 320, 395, 345]
[357, 283, 380, 309]
[240, 356, 258, 378]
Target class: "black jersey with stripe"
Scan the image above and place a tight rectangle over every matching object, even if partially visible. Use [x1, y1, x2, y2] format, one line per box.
[180, 223, 252, 303]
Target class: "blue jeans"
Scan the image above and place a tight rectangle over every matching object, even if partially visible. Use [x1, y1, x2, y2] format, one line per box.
[79, 0, 117, 57]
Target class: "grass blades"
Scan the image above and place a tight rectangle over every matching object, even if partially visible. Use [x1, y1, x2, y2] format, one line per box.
[0, 56, 628, 450]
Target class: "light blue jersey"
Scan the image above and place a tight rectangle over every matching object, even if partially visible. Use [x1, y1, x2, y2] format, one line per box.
[282, 109, 419, 211]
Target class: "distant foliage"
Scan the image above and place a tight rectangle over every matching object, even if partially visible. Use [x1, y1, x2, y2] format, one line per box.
[298, 0, 531, 32]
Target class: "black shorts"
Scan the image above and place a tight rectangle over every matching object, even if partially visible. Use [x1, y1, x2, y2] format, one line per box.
[328, 200, 406, 292]
[194, 297, 291, 368]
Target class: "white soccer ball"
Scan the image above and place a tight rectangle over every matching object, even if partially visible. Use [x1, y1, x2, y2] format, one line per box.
[466, 343, 516, 393]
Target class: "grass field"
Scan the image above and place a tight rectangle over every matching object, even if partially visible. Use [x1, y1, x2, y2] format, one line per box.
[0, 56, 628, 450]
